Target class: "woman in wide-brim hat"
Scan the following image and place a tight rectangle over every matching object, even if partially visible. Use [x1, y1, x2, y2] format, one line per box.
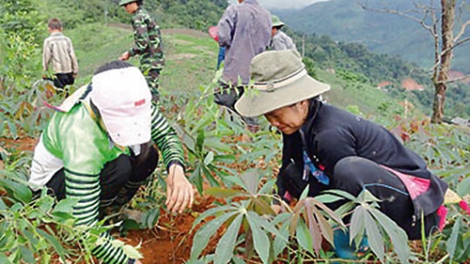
[235, 49, 448, 259]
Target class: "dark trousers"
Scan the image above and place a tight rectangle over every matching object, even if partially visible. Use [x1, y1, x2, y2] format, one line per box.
[281, 156, 439, 240]
[214, 81, 258, 127]
[143, 69, 161, 104]
[45, 143, 158, 210]
[44, 73, 75, 89]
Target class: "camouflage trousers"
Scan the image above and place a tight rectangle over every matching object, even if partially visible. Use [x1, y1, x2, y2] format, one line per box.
[143, 68, 161, 103]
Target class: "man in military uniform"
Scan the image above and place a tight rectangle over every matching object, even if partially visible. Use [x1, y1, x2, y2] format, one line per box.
[119, 0, 164, 104]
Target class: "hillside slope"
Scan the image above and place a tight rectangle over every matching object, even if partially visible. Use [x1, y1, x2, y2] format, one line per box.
[66, 24, 412, 119]
[274, 0, 470, 73]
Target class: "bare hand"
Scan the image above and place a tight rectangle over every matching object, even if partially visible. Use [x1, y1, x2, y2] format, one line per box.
[134, 260, 142, 264]
[119, 51, 130, 61]
[166, 164, 194, 213]
[272, 204, 282, 215]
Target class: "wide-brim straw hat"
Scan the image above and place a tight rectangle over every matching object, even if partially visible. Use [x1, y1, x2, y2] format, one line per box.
[235, 50, 330, 117]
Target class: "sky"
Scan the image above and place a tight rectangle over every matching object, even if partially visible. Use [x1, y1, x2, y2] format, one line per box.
[228, 0, 330, 9]
[257, 0, 330, 9]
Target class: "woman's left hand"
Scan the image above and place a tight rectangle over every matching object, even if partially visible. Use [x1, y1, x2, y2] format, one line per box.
[166, 164, 194, 213]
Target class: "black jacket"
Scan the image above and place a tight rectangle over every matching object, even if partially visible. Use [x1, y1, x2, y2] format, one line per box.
[277, 100, 447, 218]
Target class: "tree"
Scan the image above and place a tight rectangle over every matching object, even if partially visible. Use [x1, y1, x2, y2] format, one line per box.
[360, 0, 470, 123]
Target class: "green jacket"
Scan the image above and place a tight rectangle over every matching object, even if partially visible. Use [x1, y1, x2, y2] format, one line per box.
[31, 97, 184, 263]
[129, 7, 165, 71]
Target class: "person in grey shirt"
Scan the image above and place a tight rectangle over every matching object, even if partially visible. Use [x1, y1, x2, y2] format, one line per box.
[42, 18, 79, 92]
[214, 0, 271, 131]
[269, 15, 297, 51]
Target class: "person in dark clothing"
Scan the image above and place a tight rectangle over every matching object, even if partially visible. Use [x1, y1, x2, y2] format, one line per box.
[235, 50, 448, 258]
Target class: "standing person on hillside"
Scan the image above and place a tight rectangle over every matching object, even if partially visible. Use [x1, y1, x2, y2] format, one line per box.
[29, 61, 194, 264]
[235, 50, 448, 259]
[215, 0, 272, 132]
[42, 18, 79, 94]
[119, 0, 164, 104]
[269, 15, 297, 51]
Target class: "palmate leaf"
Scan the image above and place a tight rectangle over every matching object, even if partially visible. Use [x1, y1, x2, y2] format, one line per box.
[190, 211, 238, 260]
[205, 139, 234, 153]
[191, 204, 234, 229]
[142, 207, 160, 229]
[258, 178, 275, 195]
[52, 197, 79, 214]
[457, 177, 470, 196]
[205, 187, 244, 199]
[203, 151, 214, 165]
[290, 196, 344, 254]
[0, 252, 12, 264]
[310, 198, 345, 230]
[212, 154, 236, 163]
[214, 214, 244, 264]
[370, 207, 410, 264]
[36, 229, 66, 262]
[190, 164, 203, 194]
[19, 245, 34, 264]
[295, 219, 314, 254]
[315, 194, 346, 204]
[273, 215, 290, 256]
[322, 189, 358, 202]
[247, 211, 287, 240]
[201, 164, 220, 187]
[173, 123, 196, 154]
[249, 197, 274, 216]
[35, 195, 54, 213]
[350, 206, 366, 248]
[240, 169, 260, 195]
[122, 244, 143, 260]
[246, 211, 270, 264]
[0, 177, 32, 203]
[446, 216, 460, 261]
[364, 209, 385, 262]
[311, 205, 334, 246]
[305, 202, 322, 255]
[224, 176, 247, 190]
[196, 129, 205, 154]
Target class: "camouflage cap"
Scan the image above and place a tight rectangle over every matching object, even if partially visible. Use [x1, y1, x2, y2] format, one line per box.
[119, 0, 137, 6]
[272, 15, 285, 28]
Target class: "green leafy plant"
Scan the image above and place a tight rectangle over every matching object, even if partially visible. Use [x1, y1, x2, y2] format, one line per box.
[189, 169, 286, 264]
[0, 153, 143, 263]
[285, 187, 345, 260]
[318, 189, 412, 263]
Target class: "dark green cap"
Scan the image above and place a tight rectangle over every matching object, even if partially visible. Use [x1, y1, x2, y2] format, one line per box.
[119, 0, 137, 6]
[272, 15, 285, 28]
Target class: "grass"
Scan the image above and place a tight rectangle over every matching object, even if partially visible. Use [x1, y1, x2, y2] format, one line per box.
[66, 24, 219, 100]
[63, 22, 410, 122]
[319, 69, 408, 118]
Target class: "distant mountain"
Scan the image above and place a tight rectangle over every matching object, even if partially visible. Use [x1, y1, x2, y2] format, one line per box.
[274, 0, 470, 73]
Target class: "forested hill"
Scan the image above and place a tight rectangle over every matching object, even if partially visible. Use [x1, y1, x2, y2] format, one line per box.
[32, 0, 227, 31]
[274, 0, 470, 74]
[1, 0, 468, 118]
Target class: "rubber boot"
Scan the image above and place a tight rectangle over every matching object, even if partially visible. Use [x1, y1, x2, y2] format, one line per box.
[333, 228, 369, 260]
